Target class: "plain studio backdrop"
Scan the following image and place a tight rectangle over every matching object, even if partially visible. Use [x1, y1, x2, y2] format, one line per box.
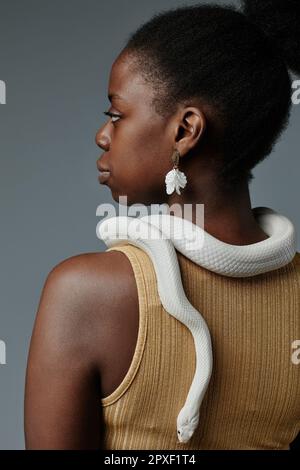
[0, 0, 299, 449]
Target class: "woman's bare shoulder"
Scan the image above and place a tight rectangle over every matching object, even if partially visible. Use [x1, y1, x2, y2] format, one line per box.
[41, 249, 137, 328]
[30, 250, 138, 372]
[46, 250, 135, 291]
[25, 249, 138, 448]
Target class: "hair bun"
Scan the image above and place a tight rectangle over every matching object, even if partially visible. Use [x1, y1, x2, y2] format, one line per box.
[241, 0, 300, 75]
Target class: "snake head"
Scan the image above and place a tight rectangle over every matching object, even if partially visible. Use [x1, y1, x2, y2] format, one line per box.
[177, 410, 199, 443]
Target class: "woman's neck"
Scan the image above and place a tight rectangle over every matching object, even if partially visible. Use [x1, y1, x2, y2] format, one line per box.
[166, 175, 269, 246]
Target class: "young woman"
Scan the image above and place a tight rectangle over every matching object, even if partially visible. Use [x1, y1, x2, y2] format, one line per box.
[24, 1, 300, 449]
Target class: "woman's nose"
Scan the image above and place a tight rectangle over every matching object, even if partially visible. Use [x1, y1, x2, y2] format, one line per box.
[95, 128, 110, 150]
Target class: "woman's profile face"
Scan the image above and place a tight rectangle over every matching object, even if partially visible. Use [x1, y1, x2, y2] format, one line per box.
[95, 52, 175, 206]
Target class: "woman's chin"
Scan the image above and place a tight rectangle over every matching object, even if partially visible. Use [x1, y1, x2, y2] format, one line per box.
[109, 185, 165, 207]
[110, 191, 142, 207]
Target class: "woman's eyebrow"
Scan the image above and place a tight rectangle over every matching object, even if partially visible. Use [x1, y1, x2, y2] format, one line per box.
[108, 93, 125, 102]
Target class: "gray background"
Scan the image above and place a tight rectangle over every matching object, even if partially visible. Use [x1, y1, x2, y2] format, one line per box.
[0, 0, 299, 449]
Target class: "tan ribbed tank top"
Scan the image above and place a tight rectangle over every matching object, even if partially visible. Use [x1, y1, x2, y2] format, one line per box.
[101, 244, 300, 450]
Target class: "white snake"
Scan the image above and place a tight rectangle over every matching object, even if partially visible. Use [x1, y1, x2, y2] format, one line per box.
[97, 206, 297, 443]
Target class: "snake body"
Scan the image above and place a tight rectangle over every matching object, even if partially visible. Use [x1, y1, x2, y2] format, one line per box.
[97, 206, 297, 443]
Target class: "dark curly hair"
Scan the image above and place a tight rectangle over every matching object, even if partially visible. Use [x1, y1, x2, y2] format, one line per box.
[123, 0, 300, 191]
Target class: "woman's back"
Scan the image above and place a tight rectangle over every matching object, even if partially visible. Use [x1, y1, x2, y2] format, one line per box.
[101, 244, 300, 450]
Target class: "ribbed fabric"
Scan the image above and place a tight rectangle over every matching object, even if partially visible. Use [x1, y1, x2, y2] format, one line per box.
[101, 245, 300, 450]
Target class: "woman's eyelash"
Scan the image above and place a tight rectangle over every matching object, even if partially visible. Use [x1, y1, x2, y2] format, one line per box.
[103, 110, 121, 123]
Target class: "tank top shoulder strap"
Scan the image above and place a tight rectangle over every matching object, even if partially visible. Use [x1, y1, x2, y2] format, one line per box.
[101, 243, 161, 407]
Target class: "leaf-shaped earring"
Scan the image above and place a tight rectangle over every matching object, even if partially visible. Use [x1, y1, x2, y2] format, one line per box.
[165, 148, 187, 195]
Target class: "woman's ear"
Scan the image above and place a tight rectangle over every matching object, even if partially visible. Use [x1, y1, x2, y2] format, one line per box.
[175, 106, 206, 155]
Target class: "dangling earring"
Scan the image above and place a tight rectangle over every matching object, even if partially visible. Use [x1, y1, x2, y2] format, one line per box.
[165, 148, 187, 195]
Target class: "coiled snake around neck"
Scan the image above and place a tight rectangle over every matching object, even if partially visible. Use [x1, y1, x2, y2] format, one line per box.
[97, 206, 296, 443]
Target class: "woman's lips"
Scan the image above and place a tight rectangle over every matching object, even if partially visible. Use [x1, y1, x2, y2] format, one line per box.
[98, 171, 111, 184]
